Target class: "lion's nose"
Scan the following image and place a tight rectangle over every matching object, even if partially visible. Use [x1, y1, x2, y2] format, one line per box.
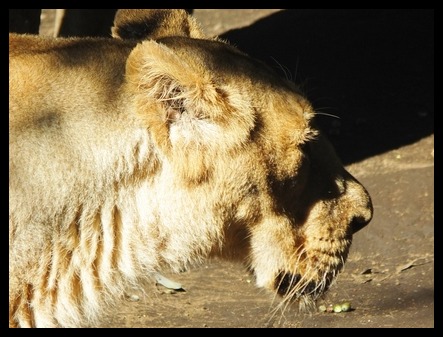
[347, 180, 373, 234]
[350, 214, 371, 234]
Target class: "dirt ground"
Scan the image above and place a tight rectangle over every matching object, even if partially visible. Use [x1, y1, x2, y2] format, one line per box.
[38, 9, 434, 328]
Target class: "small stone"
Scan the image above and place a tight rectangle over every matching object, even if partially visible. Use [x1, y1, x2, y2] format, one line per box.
[340, 302, 351, 312]
[333, 304, 342, 313]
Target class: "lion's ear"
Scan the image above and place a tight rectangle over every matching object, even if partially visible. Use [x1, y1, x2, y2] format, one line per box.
[125, 39, 215, 121]
[112, 9, 206, 41]
[125, 39, 256, 183]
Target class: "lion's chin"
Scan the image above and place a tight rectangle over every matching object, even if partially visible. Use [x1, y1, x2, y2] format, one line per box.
[274, 270, 335, 304]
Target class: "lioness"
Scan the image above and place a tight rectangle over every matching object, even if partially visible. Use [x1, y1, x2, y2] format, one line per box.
[9, 10, 372, 328]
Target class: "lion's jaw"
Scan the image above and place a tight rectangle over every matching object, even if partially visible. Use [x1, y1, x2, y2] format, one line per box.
[247, 136, 373, 305]
[250, 174, 372, 306]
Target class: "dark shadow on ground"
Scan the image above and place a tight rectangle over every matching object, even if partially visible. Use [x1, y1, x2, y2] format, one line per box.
[221, 9, 434, 164]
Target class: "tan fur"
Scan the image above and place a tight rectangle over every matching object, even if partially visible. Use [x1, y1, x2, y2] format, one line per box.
[9, 11, 372, 328]
[111, 9, 206, 41]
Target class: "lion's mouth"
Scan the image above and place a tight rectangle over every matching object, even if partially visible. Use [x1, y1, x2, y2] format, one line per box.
[274, 270, 335, 300]
[272, 238, 351, 302]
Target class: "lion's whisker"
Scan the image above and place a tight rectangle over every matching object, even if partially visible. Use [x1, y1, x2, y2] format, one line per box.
[313, 111, 341, 119]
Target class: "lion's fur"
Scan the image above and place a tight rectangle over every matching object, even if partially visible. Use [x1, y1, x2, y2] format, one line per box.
[9, 10, 372, 328]
[111, 9, 206, 41]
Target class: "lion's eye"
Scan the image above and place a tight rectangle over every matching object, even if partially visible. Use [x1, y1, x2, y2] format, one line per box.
[282, 178, 298, 190]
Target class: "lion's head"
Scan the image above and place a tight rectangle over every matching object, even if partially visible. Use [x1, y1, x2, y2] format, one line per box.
[125, 36, 373, 306]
